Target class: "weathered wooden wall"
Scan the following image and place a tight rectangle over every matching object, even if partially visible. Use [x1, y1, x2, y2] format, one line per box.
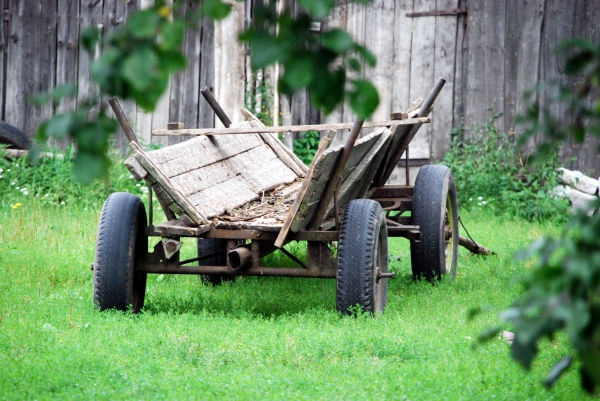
[2, 0, 599, 181]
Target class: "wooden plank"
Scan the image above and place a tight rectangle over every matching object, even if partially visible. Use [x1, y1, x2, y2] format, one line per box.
[153, 220, 211, 237]
[77, 0, 103, 111]
[324, 129, 393, 217]
[5, 1, 57, 137]
[168, 0, 200, 145]
[365, 0, 395, 122]
[198, 18, 215, 129]
[392, 0, 414, 124]
[431, 0, 459, 160]
[407, 0, 435, 160]
[276, 130, 337, 246]
[465, 0, 506, 134]
[152, 118, 429, 136]
[148, 133, 264, 177]
[133, 144, 208, 225]
[56, 0, 80, 114]
[213, 1, 245, 128]
[290, 129, 384, 231]
[240, 107, 309, 176]
[187, 175, 261, 219]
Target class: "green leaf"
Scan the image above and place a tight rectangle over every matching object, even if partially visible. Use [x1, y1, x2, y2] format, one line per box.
[203, 0, 232, 20]
[161, 20, 184, 50]
[477, 326, 502, 343]
[127, 9, 161, 38]
[249, 32, 284, 69]
[348, 79, 380, 119]
[282, 55, 314, 90]
[355, 44, 376, 67]
[543, 356, 573, 388]
[322, 29, 355, 53]
[511, 336, 538, 370]
[44, 113, 74, 140]
[80, 27, 100, 52]
[72, 151, 110, 184]
[122, 47, 159, 92]
[297, 0, 335, 19]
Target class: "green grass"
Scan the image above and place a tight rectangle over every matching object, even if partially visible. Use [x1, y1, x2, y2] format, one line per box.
[0, 204, 589, 400]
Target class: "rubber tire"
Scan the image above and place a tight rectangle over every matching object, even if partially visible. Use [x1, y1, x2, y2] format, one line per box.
[336, 199, 388, 315]
[93, 192, 148, 312]
[0, 121, 29, 149]
[410, 165, 459, 281]
[197, 238, 234, 286]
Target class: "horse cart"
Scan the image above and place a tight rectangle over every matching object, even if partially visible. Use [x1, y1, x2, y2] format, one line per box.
[92, 78, 458, 315]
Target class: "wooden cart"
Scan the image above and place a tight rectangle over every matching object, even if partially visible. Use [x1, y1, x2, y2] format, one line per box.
[92, 78, 458, 315]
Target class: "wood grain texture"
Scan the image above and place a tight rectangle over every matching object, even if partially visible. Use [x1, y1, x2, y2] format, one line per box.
[5, 1, 57, 136]
[56, 0, 80, 114]
[430, 0, 459, 160]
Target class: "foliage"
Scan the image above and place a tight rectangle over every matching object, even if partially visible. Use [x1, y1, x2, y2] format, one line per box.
[238, 1, 379, 119]
[0, 146, 145, 210]
[0, 205, 586, 399]
[293, 130, 320, 165]
[245, 75, 274, 127]
[442, 116, 569, 222]
[477, 39, 600, 394]
[33, 0, 378, 184]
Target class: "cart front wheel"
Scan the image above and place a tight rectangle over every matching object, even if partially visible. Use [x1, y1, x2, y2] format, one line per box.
[93, 192, 148, 312]
[410, 165, 458, 281]
[336, 199, 388, 315]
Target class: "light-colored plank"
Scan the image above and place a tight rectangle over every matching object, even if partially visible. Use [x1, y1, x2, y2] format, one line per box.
[152, 118, 429, 136]
[407, 0, 435, 159]
[214, 1, 245, 128]
[188, 175, 260, 219]
[133, 145, 208, 225]
[276, 130, 337, 247]
[241, 108, 309, 176]
[431, 0, 459, 160]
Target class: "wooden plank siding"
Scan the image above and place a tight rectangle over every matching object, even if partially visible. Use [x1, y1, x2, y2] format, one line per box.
[2, 0, 600, 179]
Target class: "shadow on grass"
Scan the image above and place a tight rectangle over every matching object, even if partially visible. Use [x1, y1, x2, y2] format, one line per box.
[141, 276, 337, 318]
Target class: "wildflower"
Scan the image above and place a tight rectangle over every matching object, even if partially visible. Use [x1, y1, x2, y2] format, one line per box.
[477, 196, 483, 201]
[482, 201, 487, 205]
[11, 181, 15, 185]
[0, 168, 3, 173]
[11, 202, 22, 210]
[469, 198, 472, 202]
[477, 202, 482, 206]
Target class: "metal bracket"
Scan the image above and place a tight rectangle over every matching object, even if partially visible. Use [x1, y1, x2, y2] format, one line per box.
[406, 8, 466, 18]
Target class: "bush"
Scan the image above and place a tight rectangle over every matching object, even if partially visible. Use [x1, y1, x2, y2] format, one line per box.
[442, 115, 569, 222]
[0, 146, 145, 210]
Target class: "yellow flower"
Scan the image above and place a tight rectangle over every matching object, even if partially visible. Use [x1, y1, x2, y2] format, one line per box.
[158, 5, 171, 18]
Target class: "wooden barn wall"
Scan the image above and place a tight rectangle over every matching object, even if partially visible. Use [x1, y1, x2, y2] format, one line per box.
[1, 1, 599, 178]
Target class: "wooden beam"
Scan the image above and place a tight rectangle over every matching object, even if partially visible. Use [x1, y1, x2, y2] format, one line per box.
[151, 118, 430, 136]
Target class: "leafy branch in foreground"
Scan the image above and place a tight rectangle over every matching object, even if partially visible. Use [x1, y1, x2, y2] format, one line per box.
[478, 39, 600, 394]
[33, 0, 378, 183]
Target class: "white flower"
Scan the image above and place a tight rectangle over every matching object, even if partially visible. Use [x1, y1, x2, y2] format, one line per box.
[469, 198, 472, 201]
[23, 190, 29, 196]
[15, 186, 19, 190]
[11, 181, 15, 185]
[478, 202, 482, 206]
[482, 201, 487, 205]
[60, 201, 65, 205]
[477, 196, 483, 201]
[0, 168, 3, 173]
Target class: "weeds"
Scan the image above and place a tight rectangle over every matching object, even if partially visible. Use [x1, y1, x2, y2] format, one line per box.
[442, 115, 569, 222]
[293, 130, 320, 165]
[0, 145, 145, 210]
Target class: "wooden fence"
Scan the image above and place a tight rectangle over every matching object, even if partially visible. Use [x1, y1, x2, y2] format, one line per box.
[2, 0, 599, 183]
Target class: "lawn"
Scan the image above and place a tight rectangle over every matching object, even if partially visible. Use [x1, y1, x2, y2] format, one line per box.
[0, 203, 588, 400]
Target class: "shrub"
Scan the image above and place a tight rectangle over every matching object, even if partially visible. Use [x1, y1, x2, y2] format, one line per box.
[442, 115, 569, 222]
[0, 146, 145, 210]
[293, 130, 320, 165]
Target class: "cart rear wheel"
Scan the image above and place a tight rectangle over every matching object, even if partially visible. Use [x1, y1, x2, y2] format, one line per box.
[336, 199, 388, 315]
[197, 238, 234, 285]
[93, 192, 148, 312]
[0, 121, 29, 150]
[410, 165, 458, 281]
